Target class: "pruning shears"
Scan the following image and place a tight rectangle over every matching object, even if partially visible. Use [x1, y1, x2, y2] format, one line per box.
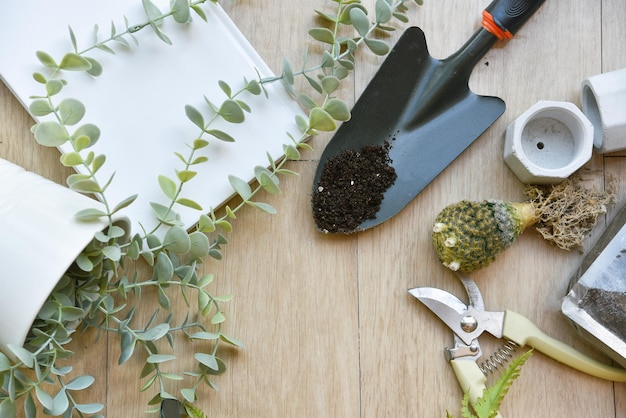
[409, 272, 626, 416]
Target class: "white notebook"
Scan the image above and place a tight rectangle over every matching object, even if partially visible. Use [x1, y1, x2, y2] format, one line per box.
[0, 0, 305, 234]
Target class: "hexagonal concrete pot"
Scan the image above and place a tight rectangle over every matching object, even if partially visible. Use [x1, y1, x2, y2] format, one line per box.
[503, 100, 594, 184]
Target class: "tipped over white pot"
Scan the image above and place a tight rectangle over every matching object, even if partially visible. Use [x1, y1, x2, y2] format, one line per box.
[0, 158, 129, 356]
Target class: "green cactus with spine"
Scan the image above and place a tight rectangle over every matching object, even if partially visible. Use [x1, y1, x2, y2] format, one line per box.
[432, 176, 615, 273]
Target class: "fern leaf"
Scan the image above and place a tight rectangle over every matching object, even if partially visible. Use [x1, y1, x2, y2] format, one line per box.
[472, 349, 534, 418]
[460, 392, 477, 418]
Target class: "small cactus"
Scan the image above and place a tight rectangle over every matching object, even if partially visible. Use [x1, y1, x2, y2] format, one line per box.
[432, 200, 536, 272]
[432, 175, 615, 273]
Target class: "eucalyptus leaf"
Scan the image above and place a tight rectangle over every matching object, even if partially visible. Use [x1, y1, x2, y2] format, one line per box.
[324, 98, 351, 121]
[219, 333, 245, 348]
[45, 79, 64, 96]
[247, 201, 277, 214]
[191, 4, 208, 21]
[349, 7, 370, 36]
[308, 27, 335, 44]
[64, 375, 95, 391]
[321, 76, 340, 94]
[171, 0, 191, 23]
[158, 175, 178, 200]
[176, 170, 197, 183]
[364, 37, 390, 55]
[69, 179, 102, 193]
[147, 354, 176, 364]
[33, 121, 69, 147]
[176, 197, 202, 210]
[112, 194, 138, 213]
[185, 104, 205, 129]
[72, 123, 101, 146]
[8, 345, 35, 368]
[60, 152, 83, 167]
[320, 50, 335, 68]
[85, 57, 103, 76]
[59, 53, 92, 71]
[29, 99, 54, 116]
[198, 214, 216, 233]
[181, 388, 196, 403]
[74, 207, 107, 221]
[282, 58, 294, 85]
[24, 393, 36, 418]
[245, 79, 261, 95]
[205, 129, 235, 142]
[283, 144, 300, 160]
[43, 388, 69, 416]
[375, 0, 393, 23]
[102, 245, 122, 261]
[298, 93, 318, 110]
[155, 252, 175, 281]
[218, 80, 232, 98]
[194, 353, 219, 370]
[118, 330, 136, 365]
[309, 107, 337, 131]
[164, 225, 191, 254]
[189, 231, 210, 259]
[228, 175, 252, 200]
[58, 98, 85, 125]
[75, 403, 104, 414]
[35, 50, 57, 68]
[137, 323, 170, 341]
[211, 311, 225, 325]
[218, 99, 245, 123]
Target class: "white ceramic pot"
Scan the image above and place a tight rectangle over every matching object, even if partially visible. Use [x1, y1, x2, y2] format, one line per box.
[581, 67, 626, 154]
[503, 100, 594, 184]
[0, 158, 129, 357]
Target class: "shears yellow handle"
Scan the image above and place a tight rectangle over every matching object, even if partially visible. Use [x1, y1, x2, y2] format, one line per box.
[503, 310, 626, 382]
[450, 359, 502, 418]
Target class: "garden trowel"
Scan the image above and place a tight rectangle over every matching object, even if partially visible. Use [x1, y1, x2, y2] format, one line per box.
[311, 0, 546, 233]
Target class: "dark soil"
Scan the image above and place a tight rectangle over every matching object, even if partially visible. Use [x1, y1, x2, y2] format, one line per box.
[311, 141, 397, 234]
[580, 287, 626, 342]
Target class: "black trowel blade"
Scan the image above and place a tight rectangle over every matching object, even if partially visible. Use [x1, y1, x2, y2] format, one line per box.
[312, 26, 505, 233]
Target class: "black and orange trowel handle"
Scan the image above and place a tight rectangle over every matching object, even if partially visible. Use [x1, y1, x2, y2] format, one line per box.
[483, 0, 546, 40]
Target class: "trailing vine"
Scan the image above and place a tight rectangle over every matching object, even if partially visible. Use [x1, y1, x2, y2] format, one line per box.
[0, 0, 422, 416]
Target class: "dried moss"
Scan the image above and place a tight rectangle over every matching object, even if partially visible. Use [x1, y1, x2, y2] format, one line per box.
[525, 173, 616, 251]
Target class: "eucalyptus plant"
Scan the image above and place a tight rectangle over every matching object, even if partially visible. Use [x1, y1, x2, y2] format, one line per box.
[0, 0, 422, 416]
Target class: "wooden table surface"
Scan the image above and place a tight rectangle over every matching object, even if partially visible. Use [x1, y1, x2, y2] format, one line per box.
[1, 0, 625, 417]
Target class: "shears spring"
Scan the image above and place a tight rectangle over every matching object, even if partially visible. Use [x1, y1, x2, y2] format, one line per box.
[479, 340, 519, 374]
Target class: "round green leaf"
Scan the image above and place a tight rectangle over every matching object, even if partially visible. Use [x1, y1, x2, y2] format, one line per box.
[365, 37, 390, 56]
[60, 151, 83, 167]
[218, 99, 245, 123]
[324, 98, 351, 121]
[59, 53, 92, 71]
[321, 76, 340, 94]
[58, 98, 86, 126]
[137, 323, 170, 341]
[85, 57, 103, 77]
[349, 7, 370, 36]
[72, 123, 101, 146]
[375, 0, 393, 23]
[308, 27, 334, 44]
[35, 50, 57, 68]
[29, 99, 54, 116]
[45, 79, 64, 96]
[33, 121, 69, 146]
[65, 375, 95, 391]
[189, 231, 210, 259]
[164, 225, 191, 254]
[171, 0, 191, 23]
[309, 107, 337, 131]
